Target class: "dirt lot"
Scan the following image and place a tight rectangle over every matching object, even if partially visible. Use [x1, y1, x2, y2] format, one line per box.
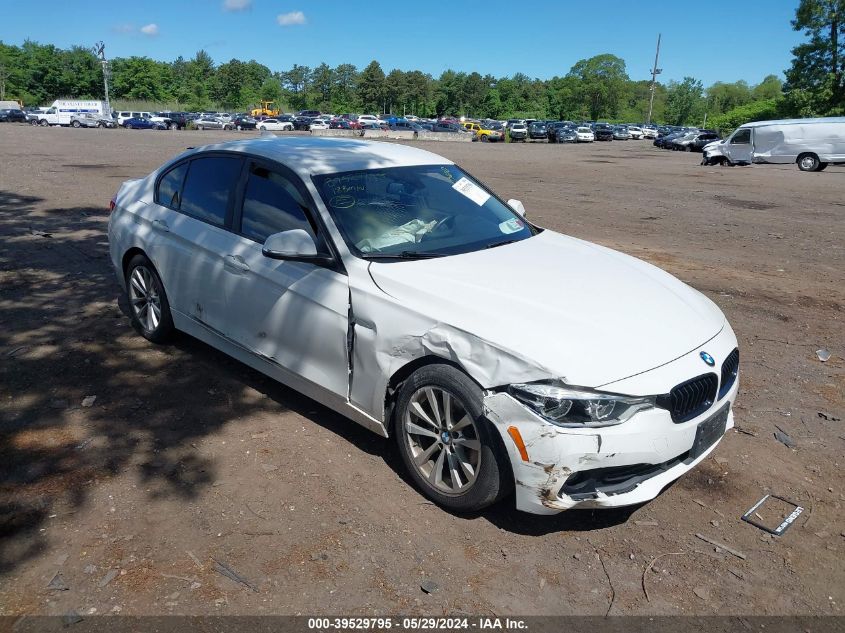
[0, 124, 843, 617]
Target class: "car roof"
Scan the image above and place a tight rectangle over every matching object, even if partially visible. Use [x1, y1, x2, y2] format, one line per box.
[186, 137, 453, 177]
[739, 116, 845, 128]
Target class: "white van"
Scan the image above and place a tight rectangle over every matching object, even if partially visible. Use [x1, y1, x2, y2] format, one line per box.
[35, 100, 113, 126]
[703, 117, 845, 171]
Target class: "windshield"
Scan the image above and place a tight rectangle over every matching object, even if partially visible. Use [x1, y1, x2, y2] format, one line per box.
[312, 164, 535, 259]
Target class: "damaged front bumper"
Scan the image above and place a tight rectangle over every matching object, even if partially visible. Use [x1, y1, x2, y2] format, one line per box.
[483, 332, 739, 515]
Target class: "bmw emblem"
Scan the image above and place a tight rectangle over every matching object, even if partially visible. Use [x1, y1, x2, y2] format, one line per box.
[700, 351, 716, 367]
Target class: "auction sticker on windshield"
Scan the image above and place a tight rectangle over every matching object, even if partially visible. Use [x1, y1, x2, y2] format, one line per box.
[499, 218, 524, 234]
[452, 177, 490, 206]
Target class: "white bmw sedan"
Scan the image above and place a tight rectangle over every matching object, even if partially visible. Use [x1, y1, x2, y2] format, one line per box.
[108, 137, 739, 515]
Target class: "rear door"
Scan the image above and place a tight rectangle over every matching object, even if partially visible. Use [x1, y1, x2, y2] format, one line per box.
[149, 154, 245, 334]
[221, 159, 350, 399]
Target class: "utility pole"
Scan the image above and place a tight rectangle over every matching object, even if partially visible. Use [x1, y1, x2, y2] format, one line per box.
[93, 41, 111, 115]
[646, 33, 662, 125]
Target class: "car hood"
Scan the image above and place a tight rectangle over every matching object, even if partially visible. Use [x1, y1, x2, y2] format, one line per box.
[368, 230, 724, 388]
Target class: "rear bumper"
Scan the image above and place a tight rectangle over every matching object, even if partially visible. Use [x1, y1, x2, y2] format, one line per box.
[483, 325, 739, 515]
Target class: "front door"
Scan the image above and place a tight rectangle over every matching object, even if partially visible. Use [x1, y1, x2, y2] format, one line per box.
[726, 127, 753, 163]
[221, 160, 350, 400]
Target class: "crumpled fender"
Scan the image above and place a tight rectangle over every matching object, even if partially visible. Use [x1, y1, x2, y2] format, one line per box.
[347, 275, 554, 427]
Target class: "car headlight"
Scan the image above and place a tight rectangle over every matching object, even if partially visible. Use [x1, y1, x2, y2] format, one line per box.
[507, 381, 655, 427]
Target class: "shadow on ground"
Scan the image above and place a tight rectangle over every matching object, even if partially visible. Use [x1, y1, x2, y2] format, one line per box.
[0, 188, 638, 577]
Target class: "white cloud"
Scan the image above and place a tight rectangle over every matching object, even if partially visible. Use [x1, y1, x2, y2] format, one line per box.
[140, 23, 160, 36]
[223, 0, 252, 11]
[277, 11, 306, 26]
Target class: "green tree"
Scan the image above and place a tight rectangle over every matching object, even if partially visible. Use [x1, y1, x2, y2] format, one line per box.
[665, 77, 704, 125]
[752, 74, 784, 100]
[567, 54, 629, 120]
[357, 60, 385, 113]
[785, 0, 845, 110]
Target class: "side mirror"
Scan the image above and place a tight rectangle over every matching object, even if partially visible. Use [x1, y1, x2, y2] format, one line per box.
[262, 229, 331, 265]
[507, 199, 527, 217]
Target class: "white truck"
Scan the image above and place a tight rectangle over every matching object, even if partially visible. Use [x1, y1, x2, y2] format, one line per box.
[703, 117, 845, 171]
[34, 100, 114, 127]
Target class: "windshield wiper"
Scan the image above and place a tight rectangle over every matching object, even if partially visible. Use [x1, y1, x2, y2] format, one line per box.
[485, 239, 520, 249]
[361, 250, 446, 260]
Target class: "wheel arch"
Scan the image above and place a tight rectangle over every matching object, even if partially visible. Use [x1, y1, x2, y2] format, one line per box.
[122, 247, 150, 280]
[383, 355, 479, 437]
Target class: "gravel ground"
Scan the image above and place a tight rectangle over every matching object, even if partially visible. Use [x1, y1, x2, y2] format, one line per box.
[0, 124, 843, 616]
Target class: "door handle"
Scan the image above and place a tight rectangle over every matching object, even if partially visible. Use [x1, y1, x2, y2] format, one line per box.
[152, 219, 170, 232]
[223, 254, 251, 274]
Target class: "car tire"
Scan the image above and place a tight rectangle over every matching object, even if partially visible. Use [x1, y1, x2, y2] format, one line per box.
[39, 119, 49, 127]
[125, 254, 175, 344]
[797, 152, 821, 172]
[124, 123, 132, 129]
[481, 135, 489, 142]
[169, 122, 178, 130]
[394, 364, 512, 512]
[259, 126, 266, 131]
[236, 124, 242, 131]
[197, 125, 203, 130]
[71, 120, 81, 128]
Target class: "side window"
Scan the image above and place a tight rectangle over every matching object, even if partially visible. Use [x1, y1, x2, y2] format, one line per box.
[156, 162, 189, 210]
[179, 156, 243, 226]
[239, 165, 322, 247]
[731, 128, 751, 144]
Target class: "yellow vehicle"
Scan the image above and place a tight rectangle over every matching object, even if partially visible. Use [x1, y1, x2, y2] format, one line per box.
[463, 121, 503, 142]
[250, 100, 280, 118]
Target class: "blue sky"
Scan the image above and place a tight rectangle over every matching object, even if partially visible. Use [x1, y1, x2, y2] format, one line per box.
[1, 0, 803, 86]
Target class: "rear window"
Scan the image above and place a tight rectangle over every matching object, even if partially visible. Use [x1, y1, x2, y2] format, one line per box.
[179, 156, 243, 226]
[156, 162, 189, 210]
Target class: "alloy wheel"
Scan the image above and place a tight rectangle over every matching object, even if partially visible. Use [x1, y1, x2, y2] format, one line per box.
[403, 387, 481, 495]
[129, 266, 162, 333]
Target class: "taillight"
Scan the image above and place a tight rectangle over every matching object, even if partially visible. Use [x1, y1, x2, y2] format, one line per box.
[109, 198, 116, 212]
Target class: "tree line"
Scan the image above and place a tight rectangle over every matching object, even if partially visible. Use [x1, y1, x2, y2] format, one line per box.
[0, 0, 841, 129]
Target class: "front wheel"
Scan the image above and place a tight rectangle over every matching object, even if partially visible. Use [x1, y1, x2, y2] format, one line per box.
[39, 119, 49, 127]
[197, 125, 203, 130]
[394, 364, 512, 512]
[71, 120, 81, 128]
[125, 254, 175, 344]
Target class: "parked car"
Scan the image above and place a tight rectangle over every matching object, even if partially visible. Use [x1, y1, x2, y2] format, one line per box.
[357, 114, 379, 125]
[702, 117, 845, 171]
[576, 126, 595, 142]
[330, 119, 353, 129]
[0, 108, 28, 123]
[546, 121, 569, 143]
[463, 122, 504, 142]
[70, 113, 115, 128]
[628, 126, 644, 139]
[297, 110, 322, 118]
[122, 117, 165, 130]
[431, 122, 466, 134]
[654, 131, 687, 148]
[293, 116, 313, 131]
[642, 126, 658, 139]
[309, 119, 329, 131]
[613, 125, 631, 140]
[156, 112, 193, 130]
[230, 114, 257, 131]
[593, 123, 613, 141]
[509, 123, 528, 141]
[556, 126, 579, 143]
[670, 132, 703, 151]
[257, 118, 294, 131]
[194, 117, 233, 130]
[528, 121, 548, 141]
[108, 137, 740, 515]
